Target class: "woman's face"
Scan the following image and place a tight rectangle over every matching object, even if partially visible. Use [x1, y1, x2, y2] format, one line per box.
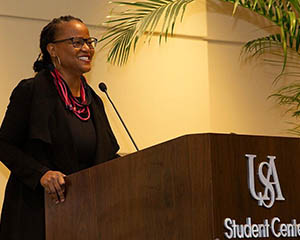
[48, 20, 95, 76]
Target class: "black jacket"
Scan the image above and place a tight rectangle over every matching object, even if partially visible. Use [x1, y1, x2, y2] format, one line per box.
[0, 69, 119, 240]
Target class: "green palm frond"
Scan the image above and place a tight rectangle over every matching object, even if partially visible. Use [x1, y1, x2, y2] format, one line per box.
[270, 83, 300, 117]
[223, 0, 300, 72]
[271, 84, 300, 106]
[100, 0, 194, 66]
[269, 80, 300, 134]
[241, 34, 282, 57]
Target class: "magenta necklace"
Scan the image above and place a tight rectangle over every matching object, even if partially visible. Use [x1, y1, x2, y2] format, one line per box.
[51, 68, 91, 121]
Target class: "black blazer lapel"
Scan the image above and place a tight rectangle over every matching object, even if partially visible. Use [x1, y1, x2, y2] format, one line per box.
[28, 70, 58, 144]
[27, 70, 79, 173]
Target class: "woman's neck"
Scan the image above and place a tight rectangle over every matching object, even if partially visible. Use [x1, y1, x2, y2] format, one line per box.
[58, 69, 82, 97]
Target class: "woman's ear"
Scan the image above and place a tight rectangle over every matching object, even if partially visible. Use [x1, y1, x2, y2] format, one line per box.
[47, 43, 56, 58]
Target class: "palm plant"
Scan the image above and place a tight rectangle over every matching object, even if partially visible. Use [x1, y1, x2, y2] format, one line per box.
[100, 0, 300, 133]
[100, 0, 194, 65]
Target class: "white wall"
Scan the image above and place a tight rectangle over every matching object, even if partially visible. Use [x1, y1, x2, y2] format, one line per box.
[0, 0, 293, 213]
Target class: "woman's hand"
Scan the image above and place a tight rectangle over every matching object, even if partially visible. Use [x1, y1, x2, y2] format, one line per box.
[40, 170, 66, 204]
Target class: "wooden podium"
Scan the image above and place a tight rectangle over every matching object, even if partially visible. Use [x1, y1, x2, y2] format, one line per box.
[45, 133, 300, 240]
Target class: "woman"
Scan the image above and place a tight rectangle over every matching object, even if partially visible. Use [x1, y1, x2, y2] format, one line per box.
[0, 16, 119, 240]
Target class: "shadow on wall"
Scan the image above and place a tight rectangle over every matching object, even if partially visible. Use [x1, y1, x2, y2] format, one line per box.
[207, 0, 278, 36]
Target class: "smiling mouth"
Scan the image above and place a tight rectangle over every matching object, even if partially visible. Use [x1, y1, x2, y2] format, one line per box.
[78, 56, 90, 61]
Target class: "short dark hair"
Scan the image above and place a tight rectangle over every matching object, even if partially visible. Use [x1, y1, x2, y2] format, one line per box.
[33, 15, 83, 72]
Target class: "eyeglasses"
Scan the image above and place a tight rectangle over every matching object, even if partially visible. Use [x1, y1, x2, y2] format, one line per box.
[52, 37, 98, 49]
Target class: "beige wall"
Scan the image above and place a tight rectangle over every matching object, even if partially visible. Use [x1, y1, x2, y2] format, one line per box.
[0, 0, 293, 213]
[206, 0, 291, 135]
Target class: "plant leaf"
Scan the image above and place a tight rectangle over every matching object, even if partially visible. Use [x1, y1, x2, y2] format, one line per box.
[100, 0, 194, 66]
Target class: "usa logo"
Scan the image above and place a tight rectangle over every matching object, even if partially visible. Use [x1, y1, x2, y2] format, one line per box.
[245, 154, 285, 208]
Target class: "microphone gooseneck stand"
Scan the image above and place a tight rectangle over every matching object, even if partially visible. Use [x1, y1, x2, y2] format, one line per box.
[99, 82, 139, 151]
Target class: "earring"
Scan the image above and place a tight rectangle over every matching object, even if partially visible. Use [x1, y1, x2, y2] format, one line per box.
[56, 56, 61, 65]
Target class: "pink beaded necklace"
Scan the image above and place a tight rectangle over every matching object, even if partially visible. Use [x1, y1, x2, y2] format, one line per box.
[50, 68, 91, 121]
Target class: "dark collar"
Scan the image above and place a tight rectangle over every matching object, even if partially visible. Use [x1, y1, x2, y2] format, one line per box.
[28, 70, 59, 144]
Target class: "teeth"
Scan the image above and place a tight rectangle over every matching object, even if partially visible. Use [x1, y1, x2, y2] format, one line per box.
[79, 56, 89, 61]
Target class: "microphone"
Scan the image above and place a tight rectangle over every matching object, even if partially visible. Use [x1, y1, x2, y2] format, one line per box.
[98, 82, 139, 151]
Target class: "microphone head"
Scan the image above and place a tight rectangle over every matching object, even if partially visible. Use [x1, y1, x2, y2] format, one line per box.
[98, 82, 107, 92]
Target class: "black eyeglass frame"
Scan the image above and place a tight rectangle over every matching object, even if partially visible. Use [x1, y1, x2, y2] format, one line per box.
[52, 37, 98, 49]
